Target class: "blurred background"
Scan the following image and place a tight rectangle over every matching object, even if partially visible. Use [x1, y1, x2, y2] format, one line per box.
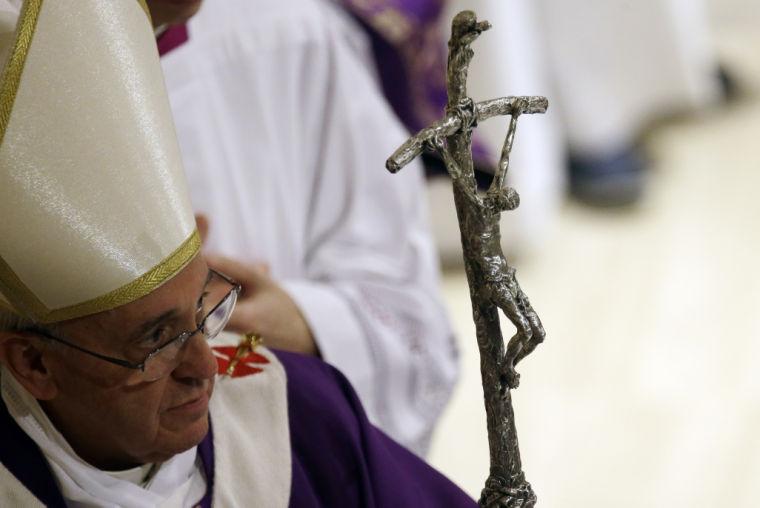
[422, 0, 760, 506]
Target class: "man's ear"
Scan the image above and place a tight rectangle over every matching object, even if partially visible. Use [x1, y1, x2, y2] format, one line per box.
[0, 332, 58, 400]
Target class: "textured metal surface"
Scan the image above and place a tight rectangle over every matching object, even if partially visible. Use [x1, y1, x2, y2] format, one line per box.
[387, 96, 547, 173]
[386, 11, 547, 507]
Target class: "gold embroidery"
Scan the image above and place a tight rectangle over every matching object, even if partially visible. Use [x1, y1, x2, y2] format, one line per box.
[0, 0, 44, 320]
[136, 0, 153, 25]
[366, 9, 413, 43]
[0, 254, 45, 320]
[0, 0, 43, 149]
[0, 230, 201, 323]
[225, 333, 263, 377]
[42, 229, 201, 323]
[0, 297, 17, 314]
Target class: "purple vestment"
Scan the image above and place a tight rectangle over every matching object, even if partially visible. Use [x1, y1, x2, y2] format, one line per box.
[278, 350, 476, 507]
[0, 350, 476, 507]
[339, 0, 448, 136]
[340, 0, 493, 173]
[156, 24, 189, 56]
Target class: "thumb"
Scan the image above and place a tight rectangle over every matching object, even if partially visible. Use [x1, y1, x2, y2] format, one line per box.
[195, 214, 210, 243]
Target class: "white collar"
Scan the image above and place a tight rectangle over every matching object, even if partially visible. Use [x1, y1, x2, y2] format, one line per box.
[0, 368, 204, 508]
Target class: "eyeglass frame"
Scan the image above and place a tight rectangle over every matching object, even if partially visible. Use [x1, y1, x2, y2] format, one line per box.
[25, 269, 242, 374]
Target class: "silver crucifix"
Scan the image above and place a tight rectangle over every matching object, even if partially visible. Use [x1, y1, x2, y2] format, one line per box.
[386, 11, 548, 507]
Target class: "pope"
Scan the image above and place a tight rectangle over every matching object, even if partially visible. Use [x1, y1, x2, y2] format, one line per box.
[0, 1, 475, 506]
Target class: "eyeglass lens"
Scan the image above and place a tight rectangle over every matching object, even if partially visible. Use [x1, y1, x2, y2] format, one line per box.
[138, 273, 238, 382]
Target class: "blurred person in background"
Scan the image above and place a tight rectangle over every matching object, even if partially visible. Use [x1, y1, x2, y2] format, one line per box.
[448, 0, 723, 209]
[151, 0, 457, 457]
[530, 0, 723, 206]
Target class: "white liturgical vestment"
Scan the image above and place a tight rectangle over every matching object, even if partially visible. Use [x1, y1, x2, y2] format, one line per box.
[160, 0, 457, 455]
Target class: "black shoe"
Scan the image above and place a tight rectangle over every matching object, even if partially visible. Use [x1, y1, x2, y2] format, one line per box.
[569, 146, 646, 207]
[716, 64, 740, 103]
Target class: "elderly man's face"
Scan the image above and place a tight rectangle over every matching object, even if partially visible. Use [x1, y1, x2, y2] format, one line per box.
[146, 0, 203, 28]
[39, 255, 219, 469]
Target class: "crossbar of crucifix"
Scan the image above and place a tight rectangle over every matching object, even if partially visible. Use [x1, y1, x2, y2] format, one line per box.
[385, 10, 548, 508]
[387, 96, 547, 174]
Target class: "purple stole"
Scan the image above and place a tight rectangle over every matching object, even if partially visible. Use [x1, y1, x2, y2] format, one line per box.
[157, 24, 189, 56]
[339, 0, 492, 172]
[279, 350, 477, 507]
[339, 0, 448, 136]
[0, 395, 66, 507]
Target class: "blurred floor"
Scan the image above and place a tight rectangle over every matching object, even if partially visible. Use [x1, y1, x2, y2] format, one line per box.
[427, 26, 760, 507]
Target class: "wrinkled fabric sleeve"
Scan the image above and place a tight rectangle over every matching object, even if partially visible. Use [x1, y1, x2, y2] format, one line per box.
[163, 0, 459, 456]
[279, 5, 458, 456]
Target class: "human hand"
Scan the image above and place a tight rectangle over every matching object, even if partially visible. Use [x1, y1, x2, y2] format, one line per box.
[196, 213, 210, 242]
[203, 254, 318, 356]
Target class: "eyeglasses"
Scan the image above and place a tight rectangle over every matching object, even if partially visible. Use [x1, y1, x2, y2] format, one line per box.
[28, 269, 241, 383]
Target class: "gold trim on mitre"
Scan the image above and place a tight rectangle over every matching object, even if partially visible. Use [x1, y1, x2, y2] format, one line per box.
[0, 0, 44, 321]
[0, 0, 42, 148]
[0, 0, 151, 148]
[0, 230, 201, 324]
[40, 229, 201, 323]
[0, 296, 17, 314]
[136, 0, 152, 25]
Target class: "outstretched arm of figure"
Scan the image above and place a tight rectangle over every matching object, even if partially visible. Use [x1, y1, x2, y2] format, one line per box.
[429, 136, 482, 207]
[428, 136, 461, 179]
[386, 97, 547, 174]
[489, 98, 524, 194]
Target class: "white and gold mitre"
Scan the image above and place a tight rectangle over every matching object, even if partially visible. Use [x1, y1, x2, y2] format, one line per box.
[0, 0, 199, 323]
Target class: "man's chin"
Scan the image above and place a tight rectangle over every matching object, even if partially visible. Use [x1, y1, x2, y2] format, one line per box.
[180, 415, 210, 449]
[154, 414, 210, 461]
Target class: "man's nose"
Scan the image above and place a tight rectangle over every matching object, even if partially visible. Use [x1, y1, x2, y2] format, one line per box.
[171, 331, 218, 382]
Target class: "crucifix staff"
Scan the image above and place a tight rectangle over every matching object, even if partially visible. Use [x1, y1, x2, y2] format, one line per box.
[386, 11, 548, 508]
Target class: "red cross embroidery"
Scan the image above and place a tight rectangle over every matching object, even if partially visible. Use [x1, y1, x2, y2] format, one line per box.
[212, 346, 269, 377]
